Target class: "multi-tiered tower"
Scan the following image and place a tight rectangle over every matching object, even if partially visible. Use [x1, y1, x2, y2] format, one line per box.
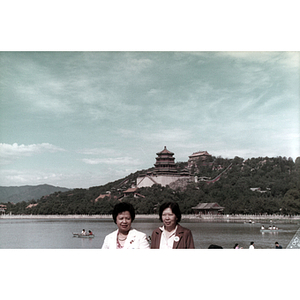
[154, 146, 177, 174]
[136, 146, 187, 188]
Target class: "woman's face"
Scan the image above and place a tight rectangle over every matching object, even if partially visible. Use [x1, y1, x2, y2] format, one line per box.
[116, 211, 132, 234]
[162, 207, 177, 231]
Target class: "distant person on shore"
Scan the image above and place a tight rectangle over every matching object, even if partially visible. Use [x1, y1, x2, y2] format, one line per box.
[234, 243, 243, 249]
[150, 201, 195, 249]
[102, 202, 150, 249]
[275, 242, 282, 249]
[249, 241, 255, 249]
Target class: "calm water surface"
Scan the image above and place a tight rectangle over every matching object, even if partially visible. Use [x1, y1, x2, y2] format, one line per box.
[0, 218, 299, 249]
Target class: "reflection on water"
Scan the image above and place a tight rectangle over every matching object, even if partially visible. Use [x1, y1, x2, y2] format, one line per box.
[0, 218, 299, 249]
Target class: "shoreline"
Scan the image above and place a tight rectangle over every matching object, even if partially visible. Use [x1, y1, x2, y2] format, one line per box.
[1, 214, 300, 222]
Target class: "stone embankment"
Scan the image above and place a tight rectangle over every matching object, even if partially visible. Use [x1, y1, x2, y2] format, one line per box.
[0, 214, 112, 219]
[186, 214, 300, 223]
[1, 213, 299, 222]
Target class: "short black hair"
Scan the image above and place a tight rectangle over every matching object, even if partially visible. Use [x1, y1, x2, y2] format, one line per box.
[158, 201, 181, 223]
[112, 202, 135, 224]
[208, 244, 223, 249]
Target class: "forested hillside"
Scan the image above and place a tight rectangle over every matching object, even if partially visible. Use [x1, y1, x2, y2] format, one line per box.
[0, 184, 70, 203]
[2, 156, 300, 215]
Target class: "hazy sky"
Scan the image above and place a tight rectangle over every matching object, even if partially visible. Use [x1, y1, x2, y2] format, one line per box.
[0, 51, 299, 188]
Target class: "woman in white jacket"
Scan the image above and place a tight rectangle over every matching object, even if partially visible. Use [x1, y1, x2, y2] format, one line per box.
[102, 202, 150, 249]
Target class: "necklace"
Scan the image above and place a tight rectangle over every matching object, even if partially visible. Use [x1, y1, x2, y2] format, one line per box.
[118, 233, 128, 241]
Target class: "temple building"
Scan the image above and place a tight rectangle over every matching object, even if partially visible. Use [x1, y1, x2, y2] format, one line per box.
[0, 204, 6, 214]
[192, 202, 225, 215]
[154, 146, 177, 174]
[136, 146, 188, 188]
[188, 150, 213, 169]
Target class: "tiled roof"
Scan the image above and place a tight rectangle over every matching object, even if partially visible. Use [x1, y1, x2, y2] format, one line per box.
[192, 202, 224, 210]
[156, 146, 174, 155]
[189, 151, 211, 158]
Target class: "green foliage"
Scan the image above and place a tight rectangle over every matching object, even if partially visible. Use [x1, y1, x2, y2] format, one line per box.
[3, 156, 300, 215]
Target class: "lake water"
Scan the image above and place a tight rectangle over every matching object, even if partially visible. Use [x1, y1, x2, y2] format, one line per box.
[1, 217, 299, 249]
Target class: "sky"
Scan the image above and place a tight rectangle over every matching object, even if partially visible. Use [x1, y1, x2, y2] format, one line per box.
[0, 51, 299, 188]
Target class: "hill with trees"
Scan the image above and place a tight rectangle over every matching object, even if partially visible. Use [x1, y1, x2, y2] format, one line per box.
[0, 184, 70, 203]
[1, 156, 300, 215]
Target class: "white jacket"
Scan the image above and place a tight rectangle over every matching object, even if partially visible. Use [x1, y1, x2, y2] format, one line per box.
[102, 229, 150, 249]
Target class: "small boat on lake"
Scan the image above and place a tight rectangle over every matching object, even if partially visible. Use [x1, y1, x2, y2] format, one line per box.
[73, 233, 95, 238]
[260, 227, 280, 233]
[244, 220, 255, 224]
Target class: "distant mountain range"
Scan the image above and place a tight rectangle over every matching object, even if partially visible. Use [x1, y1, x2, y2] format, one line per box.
[0, 184, 70, 203]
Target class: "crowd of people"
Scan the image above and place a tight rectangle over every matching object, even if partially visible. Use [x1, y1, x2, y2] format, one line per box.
[233, 241, 282, 249]
[100, 201, 284, 249]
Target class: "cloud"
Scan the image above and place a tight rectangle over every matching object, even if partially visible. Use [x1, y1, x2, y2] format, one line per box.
[3, 53, 155, 120]
[1, 170, 64, 185]
[215, 52, 299, 68]
[81, 156, 141, 166]
[0, 143, 66, 162]
[143, 128, 193, 143]
[116, 56, 153, 73]
[77, 147, 121, 156]
[0, 169, 85, 188]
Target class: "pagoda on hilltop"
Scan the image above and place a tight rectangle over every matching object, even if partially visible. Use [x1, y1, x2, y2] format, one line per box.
[154, 146, 177, 174]
[136, 146, 193, 188]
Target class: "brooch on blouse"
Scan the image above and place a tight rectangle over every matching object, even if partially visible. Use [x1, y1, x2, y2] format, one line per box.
[174, 236, 180, 242]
